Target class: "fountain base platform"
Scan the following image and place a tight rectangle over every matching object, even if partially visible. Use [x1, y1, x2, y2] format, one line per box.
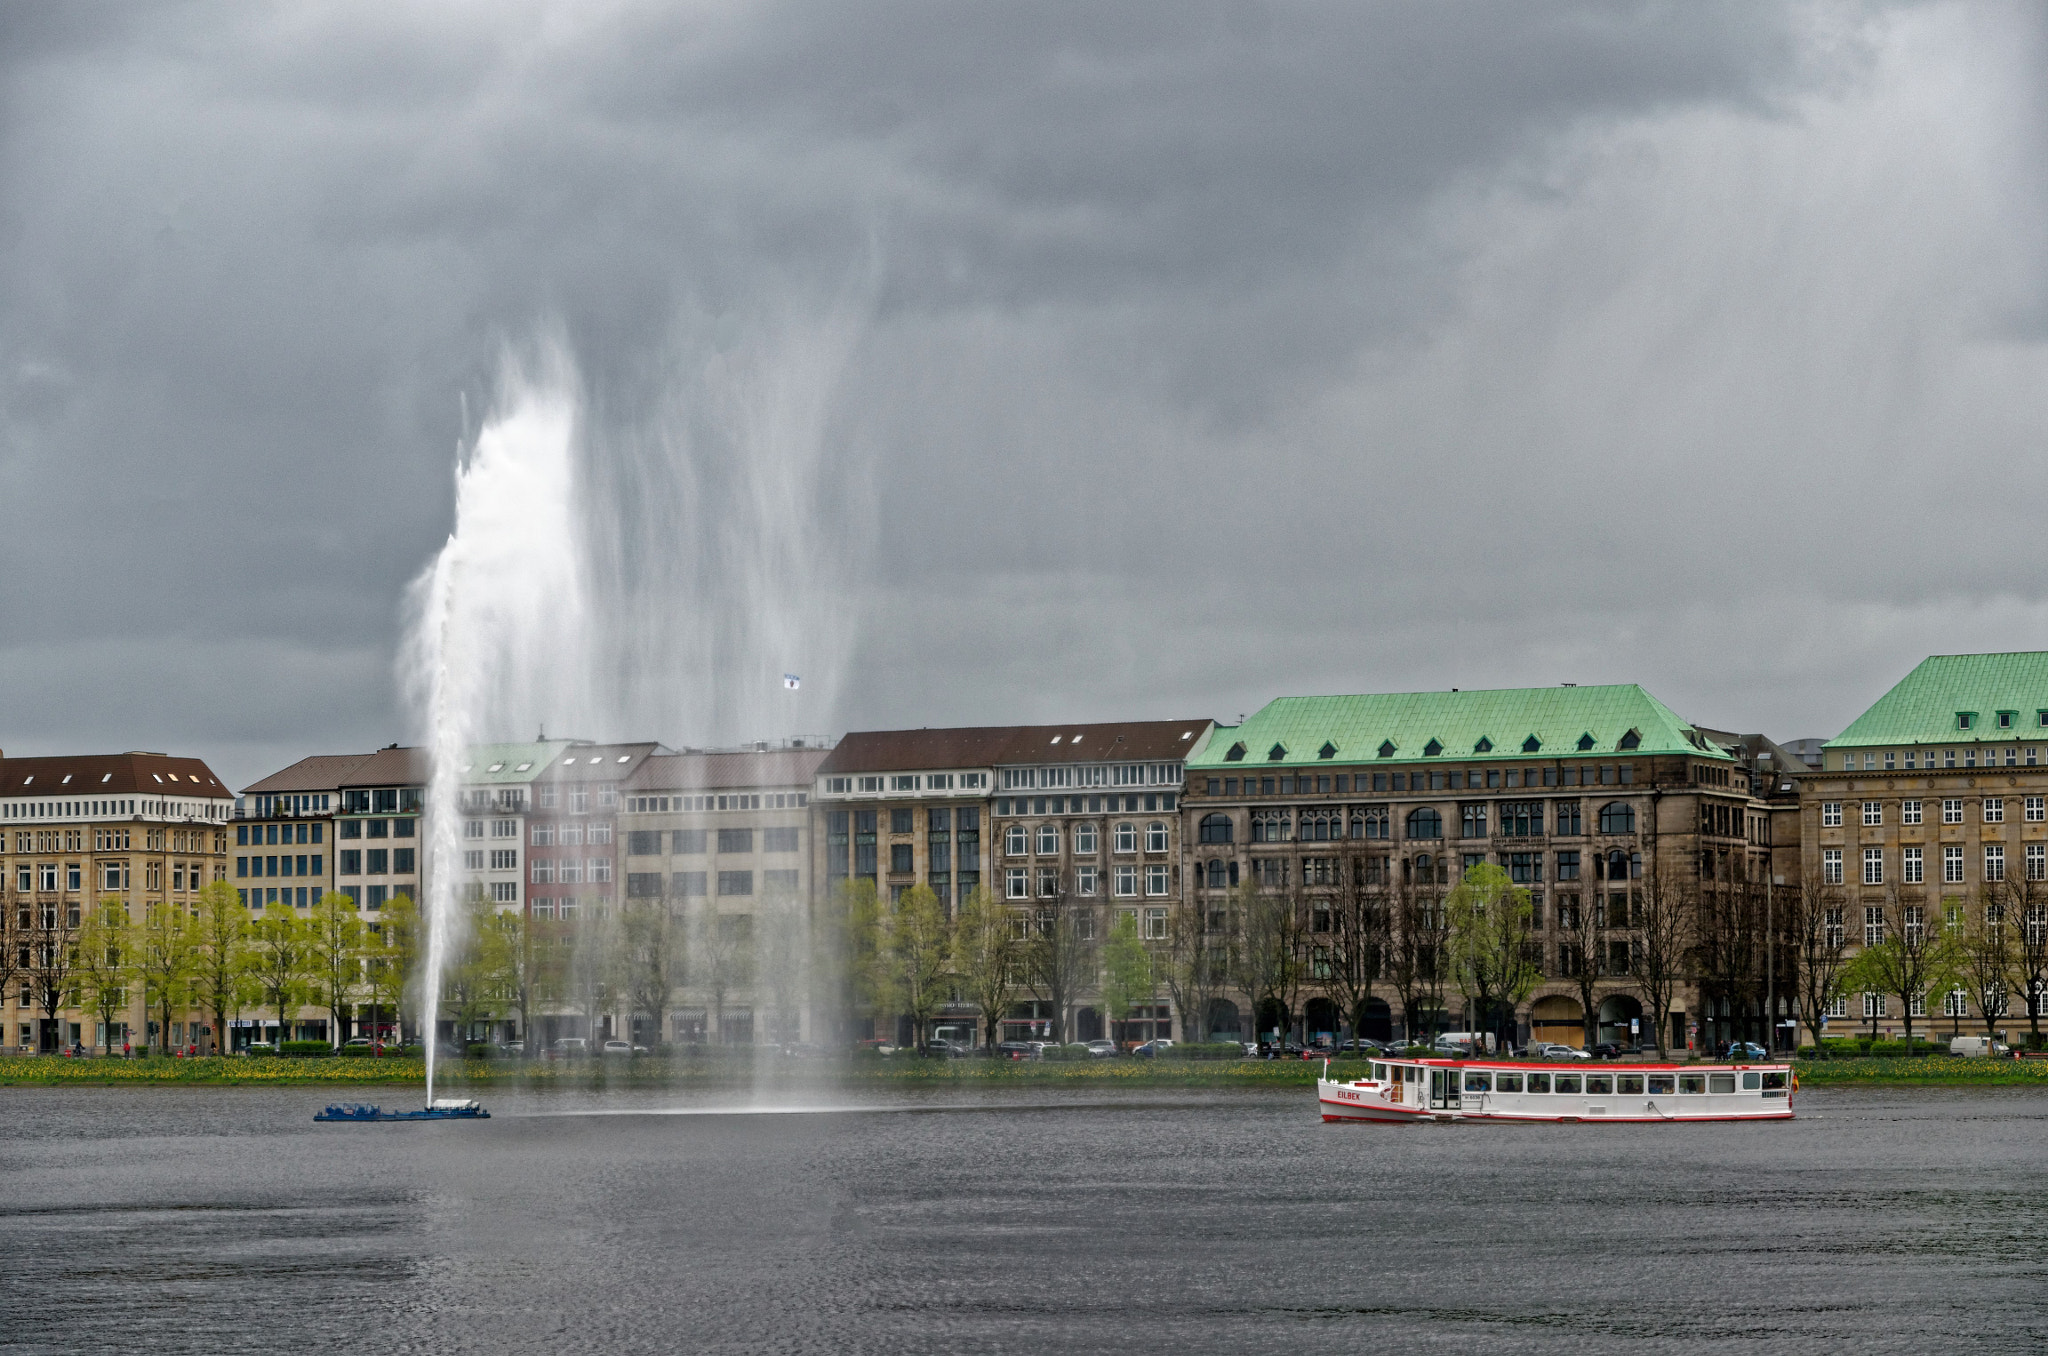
[315, 1098, 490, 1122]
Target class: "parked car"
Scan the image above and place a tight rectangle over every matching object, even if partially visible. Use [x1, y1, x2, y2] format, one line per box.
[924, 1038, 971, 1058]
[502, 1040, 525, 1055]
[993, 1041, 1039, 1060]
[601, 1039, 643, 1056]
[1084, 1040, 1118, 1058]
[553, 1037, 589, 1056]
[1338, 1038, 1387, 1056]
[1130, 1040, 1169, 1058]
[1725, 1041, 1770, 1061]
[1534, 1043, 1591, 1061]
[1591, 1042, 1631, 1061]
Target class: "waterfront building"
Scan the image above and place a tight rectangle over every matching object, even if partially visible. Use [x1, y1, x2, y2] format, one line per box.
[457, 741, 574, 916]
[0, 750, 234, 1052]
[1183, 686, 1779, 1052]
[616, 743, 830, 1046]
[813, 719, 1214, 1046]
[333, 746, 429, 917]
[1805, 652, 2048, 1044]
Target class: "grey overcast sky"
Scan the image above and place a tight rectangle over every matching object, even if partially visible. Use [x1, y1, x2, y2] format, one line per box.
[3, 1, 2045, 790]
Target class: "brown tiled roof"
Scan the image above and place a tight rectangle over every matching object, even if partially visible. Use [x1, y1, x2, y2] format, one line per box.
[539, 742, 664, 783]
[241, 753, 378, 796]
[0, 751, 233, 798]
[818, 720, 1213, 776]
[336, 746, 433, 788]
[624, 748, 830, 793]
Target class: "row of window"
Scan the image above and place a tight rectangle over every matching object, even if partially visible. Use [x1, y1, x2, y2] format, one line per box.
[624, 792, 808, 812]
[238, 822, 324, 846]
[336, 849, 414, 877]
[1820, 797, 2044, 827]
[825, 773, 989, 794]
[1827, 985, 2048, 1019]
[624, 828, 800, 855]
[1835, 742, 2044, 771]
[1200, 849, 1643, 891]
[622, 869, 802, 898]
[530, 858, 615, 884]
[237, 854, 325, 880]
[455, 785, 614, 812]
[996, 794, 1173, 816]
[529, 823, 612, 846]
[1004, 864, 1172, 898]
[13, 861, 214, 893]
[1002, 821, 1169, 856]
[1820, 842, 2046, 886]
[336, 818, 413, 840]
[1205, 764, 1635, 797]
[1205, 802, 1634, 844]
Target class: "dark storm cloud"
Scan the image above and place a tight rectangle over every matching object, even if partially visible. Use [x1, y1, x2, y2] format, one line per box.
[1, 1, 2041, 785]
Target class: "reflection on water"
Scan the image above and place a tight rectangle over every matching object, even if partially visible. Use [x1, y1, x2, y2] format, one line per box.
[3, 1086, 2045, 1354]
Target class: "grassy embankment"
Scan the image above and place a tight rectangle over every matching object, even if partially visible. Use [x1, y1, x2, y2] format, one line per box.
[5, 1052, 2048, 1089]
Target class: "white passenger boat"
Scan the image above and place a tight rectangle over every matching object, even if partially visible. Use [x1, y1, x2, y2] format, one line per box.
[1318, 1057, 1794, 1124]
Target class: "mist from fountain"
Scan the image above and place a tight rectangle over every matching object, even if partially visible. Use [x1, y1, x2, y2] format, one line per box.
[403, 314, 867, 1099]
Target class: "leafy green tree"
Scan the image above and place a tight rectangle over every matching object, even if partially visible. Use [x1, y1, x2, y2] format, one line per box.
[835, 878, 887, 1037]
[754, 881, 808, 1046]
[480, 905, 545, 1053]
[306, 891, 365, 1047]
[1445, 863, 1539, 1053]
[194, 880, 250, 1054]
[1100, 909, 1155, 1044]
[890, 885, 952, 1052]
[248, 906, 313, 1041]
[1842, 886, 1956, 1046]
[73, 898, 132, 1053]
[953, 885, 1021, 1052]
[376, 893, 422, 1042]
[443, 891, 507, 1044]
[1022, 881, 1094, 1045]
[139, 899, 201, 1053]
[1955, 886, 2017, 1044]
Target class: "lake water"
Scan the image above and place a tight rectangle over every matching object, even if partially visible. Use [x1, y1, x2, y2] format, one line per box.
[2, 1083, 2044, 1354]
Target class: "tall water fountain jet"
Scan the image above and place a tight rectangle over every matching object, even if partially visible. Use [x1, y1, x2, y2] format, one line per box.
[404, 350, 590, 1100]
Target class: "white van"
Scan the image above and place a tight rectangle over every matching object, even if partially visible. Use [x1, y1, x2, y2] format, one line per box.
[1434, 1031, 1495, 1054]
[1949, 1035, 2008, 1057]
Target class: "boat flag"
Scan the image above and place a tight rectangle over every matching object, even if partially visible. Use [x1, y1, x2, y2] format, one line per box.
[783, 674, 801, 690]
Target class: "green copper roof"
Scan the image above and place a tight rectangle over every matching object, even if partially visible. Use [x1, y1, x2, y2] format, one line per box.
[1828, 652, 2048, 748]
[1188, 684, 1727, 770]
[462, 741, 574, 784]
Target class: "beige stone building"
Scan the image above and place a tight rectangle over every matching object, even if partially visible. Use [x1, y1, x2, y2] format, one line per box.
[1, 751, 234, 1052]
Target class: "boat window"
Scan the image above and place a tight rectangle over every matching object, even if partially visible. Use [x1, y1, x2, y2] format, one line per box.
[1372, 1063, 1387, 1082]
[1708, 1073, 1737, 1094]
[1494, 1072, 1522, 1093]
[1647, 1074, 1675, 1095]
[1464, 1071, 1491, 1093]
[1741, 1071, 1761, 1091]
[1407, 1066, 1419, 1083]
[1679, 1073, 1706, 1094]
[1553, 1074, 1582, 1094]
[1616, 1074, 1645, 1095]
[1761, 1071, 1787, 1094]
[1585, 1075, 1613, 1096]
[1525, 1072, 1551, 1093]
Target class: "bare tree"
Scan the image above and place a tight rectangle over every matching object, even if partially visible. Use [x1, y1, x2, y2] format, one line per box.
[1957, 884, 2018, 1045]
[953, 885, 1020, 1052]
[1787, 879, 1850, 1052]
[1021, 878, 1095, 1045]
[27, 895, 82, 1053]
[1632, 865, 1692, 1057]
[1555, 887, 1607, 1050]
[2014, 874, 2048, 1049]
[1386, 876, 1448, 1047]
[1322, 857, 1388, 1045]
[1233, 880, 1304, 1047]
[754, 883, 810, 1047]
[1158, 893, 1225, 1045]
[0, 888, 21, 1048]
[621, 894, 684, 1046]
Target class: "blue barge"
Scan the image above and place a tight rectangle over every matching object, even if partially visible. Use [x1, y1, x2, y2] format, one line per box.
[315, 1098, 490, 1122]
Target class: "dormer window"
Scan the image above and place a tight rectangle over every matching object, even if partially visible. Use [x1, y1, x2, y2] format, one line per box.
[1617, 729, 1641, 751]
[1224, 742, 1247, 762]
[1473, 737, 1493, 753]
[1997, 711, 2016, 730]
[1318, 742, 1338, 760]
[1576, 733, 1596, 751]
[1522, 735, 1541, 753]
[1378, 741, 1397, 758]
[1267, 744, 1288, 761]
[1422, 738, 1443, 757]
[1956, 712, 1976, 731]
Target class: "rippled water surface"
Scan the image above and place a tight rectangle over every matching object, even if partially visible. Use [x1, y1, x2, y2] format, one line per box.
[3, 1084, 2045, 1354]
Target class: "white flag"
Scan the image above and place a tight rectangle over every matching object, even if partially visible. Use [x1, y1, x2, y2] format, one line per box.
[783, 674, 801, 690]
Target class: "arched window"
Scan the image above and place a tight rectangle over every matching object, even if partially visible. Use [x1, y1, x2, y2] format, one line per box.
[1145, 821, 1169, 853]
[1074, 822, 1099, 854]
[1114, 822, 1137, 853]
[1598, 802, 1636, 835]
[1406, 807, 1443, 839]
[1199, 813, 1233, 844]
[1036, 823, 1060, 855]
[1599, 849, 1629, 880]
[1205, 859, 1228, 889]
[1005, 824, 1027, 856]
[1412, 852, 1444, 885]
